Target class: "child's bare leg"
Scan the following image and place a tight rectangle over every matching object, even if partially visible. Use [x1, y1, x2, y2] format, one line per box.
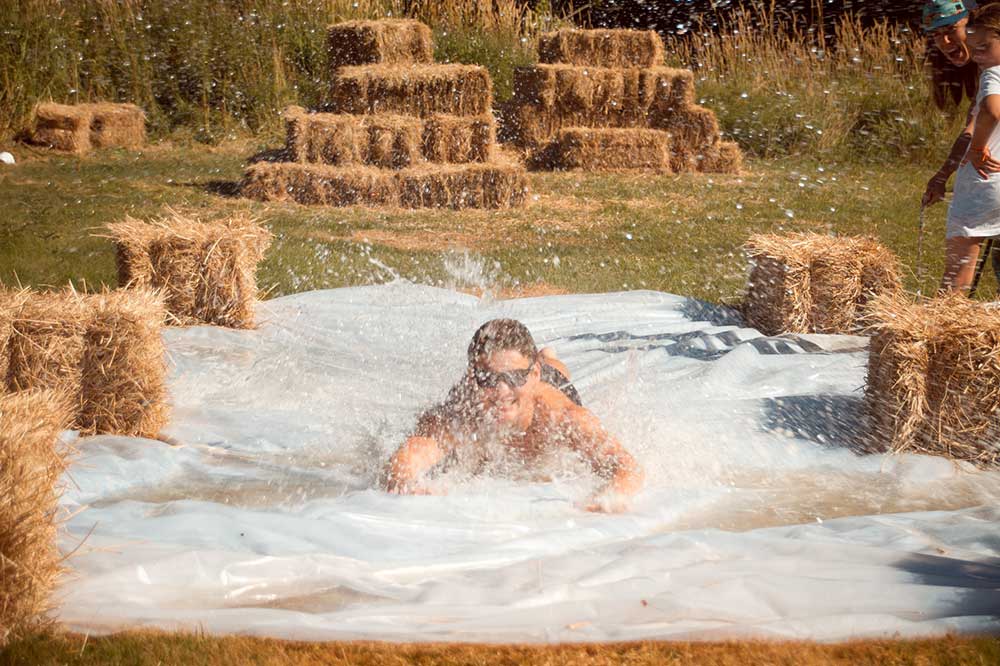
[940, 236, 984, 293]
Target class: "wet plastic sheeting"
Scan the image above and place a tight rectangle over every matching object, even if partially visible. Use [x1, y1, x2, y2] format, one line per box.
[57, 284, 1000, 641]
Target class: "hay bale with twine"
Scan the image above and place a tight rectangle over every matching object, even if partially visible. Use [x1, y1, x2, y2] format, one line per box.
[743, 233, 902, 336]
[77, 289, 169, 438]
[328, 64, 493, 118]
[242, 161, 526, 209]
[865, 293, 1000, 466]
[530, 127, 671, 172]
[0, 389, 73, 645]
[107, 211, 272, 328]
[328, 19, 433, 71]
[538, 29, 665, 68]
[27, 102, 145, 153]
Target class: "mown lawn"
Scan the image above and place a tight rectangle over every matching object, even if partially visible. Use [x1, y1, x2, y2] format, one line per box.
[1, 141, 986, 303]
[2, 631, 999, 666]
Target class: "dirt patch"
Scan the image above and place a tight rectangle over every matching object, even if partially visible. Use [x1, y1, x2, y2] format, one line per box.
[459, 281, 570, 299]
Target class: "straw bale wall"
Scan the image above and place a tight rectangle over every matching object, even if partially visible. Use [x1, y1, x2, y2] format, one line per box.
[698, 141, 743, 174]
[107, 211, 272, 329]
[743, 233, 902, 336]
[328, 64, 493, 118]
[866, 294, 1000, 466]
[0, 389, 73, 645]
[285, 107, 494, 166]
[531, 127, 671, 172]
[538, 29, 665, 68]
[327, 19, 433, 71]
[27, 102, 145, 153]
[242, 161, 526, 210]
[2, 288, 170, 437]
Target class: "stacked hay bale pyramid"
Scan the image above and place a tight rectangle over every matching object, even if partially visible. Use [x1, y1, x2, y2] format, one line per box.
[26, 102, 146, 153]
[507, 29, 742, 173]
[865, 294, 1000, 467]
[242, 19, 526, 209]
[743, 233, 902, 336]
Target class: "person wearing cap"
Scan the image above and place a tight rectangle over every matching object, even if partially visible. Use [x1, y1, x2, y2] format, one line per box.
[922, 0, 998, 208]
[382, 318, 644, 512]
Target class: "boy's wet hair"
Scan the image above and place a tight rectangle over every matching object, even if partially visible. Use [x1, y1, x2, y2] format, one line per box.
[969, 3, 1000, 34]
[468, 319, 538, 363]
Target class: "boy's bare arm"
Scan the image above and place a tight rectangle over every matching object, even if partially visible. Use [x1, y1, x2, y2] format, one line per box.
[383, 434, 446, 494]
[563, 407, 644, 512]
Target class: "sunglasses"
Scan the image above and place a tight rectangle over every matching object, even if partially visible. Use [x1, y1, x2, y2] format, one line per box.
[471, 362, 534, 389]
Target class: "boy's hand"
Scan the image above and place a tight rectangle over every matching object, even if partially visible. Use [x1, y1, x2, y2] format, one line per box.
[581, 490, 631, 513]
[922, 173, 947, 206]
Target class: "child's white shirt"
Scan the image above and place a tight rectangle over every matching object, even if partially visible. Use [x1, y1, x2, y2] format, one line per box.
[947, 65, 1000, 237]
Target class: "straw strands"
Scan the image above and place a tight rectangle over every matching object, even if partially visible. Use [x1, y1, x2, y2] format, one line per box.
[538, 29, 665, 68]
[530, 127, 671, 172]
[0, 288, 28, 386]
[327, 19, 433, 71]
[285, 107, 495, 167]
[743, 233, 902, 336]
[865, 293, 1000, 466]
[27, 102, 145, 153]
[328, 64, 493, 118]
[107, 210, 272, 329]
[241, 161, 527, 209]
[0, 389, 73, 645]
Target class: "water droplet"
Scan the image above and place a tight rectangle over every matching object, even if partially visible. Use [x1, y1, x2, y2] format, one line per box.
[785, 209, 794, 218]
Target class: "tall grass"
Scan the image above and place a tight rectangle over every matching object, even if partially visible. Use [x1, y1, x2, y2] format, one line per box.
[662, 2, 966, 163]
[0, 0, 553, 142]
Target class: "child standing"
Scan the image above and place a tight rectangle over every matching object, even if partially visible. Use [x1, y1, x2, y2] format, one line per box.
[944, 4, 1000, 292]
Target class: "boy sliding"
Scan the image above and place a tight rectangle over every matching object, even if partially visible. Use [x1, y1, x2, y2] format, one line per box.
[943, 4, 1000, 292]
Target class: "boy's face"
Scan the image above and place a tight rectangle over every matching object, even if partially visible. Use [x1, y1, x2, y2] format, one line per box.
[933, 17, 971, 66]
[970, 27, 1000, 68]
[470, 349, 539, 431]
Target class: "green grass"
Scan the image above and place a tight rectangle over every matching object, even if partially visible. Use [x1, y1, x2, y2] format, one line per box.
[0, 141, 987, 302]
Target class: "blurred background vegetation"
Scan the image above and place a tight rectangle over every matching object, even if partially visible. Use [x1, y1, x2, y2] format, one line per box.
[1, 0, 966, 163]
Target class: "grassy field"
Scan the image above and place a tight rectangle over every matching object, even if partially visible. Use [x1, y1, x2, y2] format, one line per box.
[2, 631, 999, 666]
[2, 140, 988, 304]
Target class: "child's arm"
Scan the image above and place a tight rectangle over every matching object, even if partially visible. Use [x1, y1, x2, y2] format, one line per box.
[969, 93, 1000, 178]
[923, 104, 975, 205]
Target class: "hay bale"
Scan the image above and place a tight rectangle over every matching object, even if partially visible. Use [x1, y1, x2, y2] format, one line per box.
[508, 66, 694, 147]
[26, 102, 145, 153]
[744, 234, 903, 336]
[107, 210, 272, 328]
[328, 64, 493, 118]
[657, 105, 720, 154]
[421, 114, 495, 163]
[538, 29, 665, 68]
[363, 115, 423, 169]
[27, 103, 91, 153]
[88, 103, 146, 150]
[0, 389, 73, 645]
[865, 294, 1000, 466]
[397, 162, 527, 209]
[864, 294, 934, 456]
[78, 289, 168, 438]
[699, 141, 744, 174]
[241, 162, 400, 207]
[743, 235, 813, 336]
[530, 127, 671, 172]
[327, 19, 433, 70]
[6, 290, 91, 409]
[242, 161, 526, 209]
